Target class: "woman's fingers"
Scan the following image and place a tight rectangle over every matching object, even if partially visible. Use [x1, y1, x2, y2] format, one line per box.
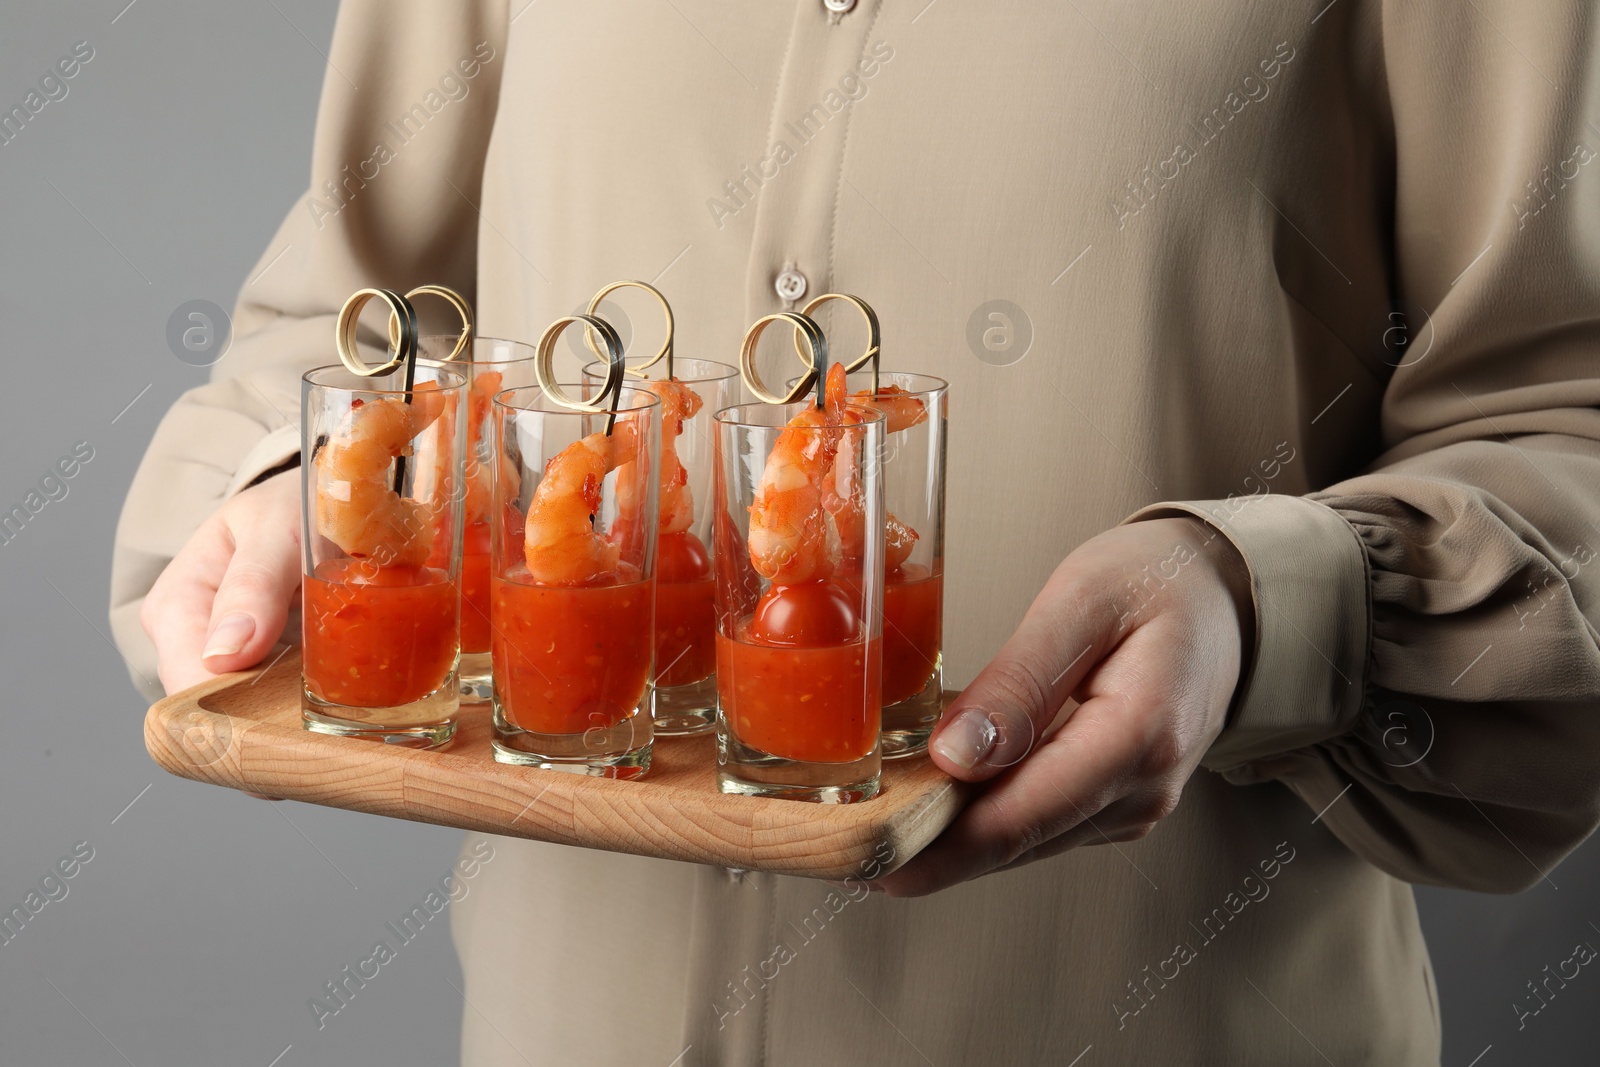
[872, 519, 1245, 897]
[140, 472, 302, 693]
[200, 504, 300, 676]
[877, 690, 1151, 897]
[927, 572, 1116, 784]
[142, 515, 234, 694]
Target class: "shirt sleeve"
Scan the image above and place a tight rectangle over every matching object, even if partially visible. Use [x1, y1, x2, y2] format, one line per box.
[1128, 1, 1600, 892]
[109, 0, 509, 698]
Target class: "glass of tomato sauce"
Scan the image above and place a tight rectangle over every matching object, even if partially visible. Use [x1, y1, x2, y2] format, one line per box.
[583, 356, 741, 736]
[300, 362, 469, 748]
[489, 384, 662, 778]
[834, 370, 948, 758]
[417, 336, 537, 704]
[712, 399, 887, 803]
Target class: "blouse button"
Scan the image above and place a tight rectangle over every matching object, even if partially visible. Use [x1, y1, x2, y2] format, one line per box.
[824, 0, 856, 11]
[774, 269, 808, 302]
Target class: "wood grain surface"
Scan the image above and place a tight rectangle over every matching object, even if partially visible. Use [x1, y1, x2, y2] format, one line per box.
[143, 652, 967, 879]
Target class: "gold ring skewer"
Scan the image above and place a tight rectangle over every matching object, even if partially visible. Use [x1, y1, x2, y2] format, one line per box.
[535, 313, 629, 434]
[386, 284, 475, 363]
[791, 293, 880, 394]
[740, 311, 830, 409]
[335, 288, 419, 377]
[583, 279, 675, 380]
[334, 287, 424, 491]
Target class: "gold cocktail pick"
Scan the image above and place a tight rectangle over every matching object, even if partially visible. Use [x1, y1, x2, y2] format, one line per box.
[334, 287, 422, 491]
[584, 280, 675, 381]
[740, 311, 830, 409]
[386, 284, 475, 362]
[534, 312, 629, 435]
[792, 293, 881, 394]
[335, 287, 419, 377]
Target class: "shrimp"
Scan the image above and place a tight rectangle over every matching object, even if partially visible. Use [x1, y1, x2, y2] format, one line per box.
[857, 384, 927, 434]
[650, 378, 704, 534]
[747, 363, 848, 583]
[616, 377, 703, 536]
[522, 415, 643, 585]
[462, 369, 503, 524]
[883, 513, 919, 573]
[315, 383, 447, 568]
[825, 384, 927, 571]
[413, 368, 502, 526]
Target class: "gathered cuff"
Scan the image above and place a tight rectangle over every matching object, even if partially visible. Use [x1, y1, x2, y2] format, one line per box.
[1122, 494, 1371, 771]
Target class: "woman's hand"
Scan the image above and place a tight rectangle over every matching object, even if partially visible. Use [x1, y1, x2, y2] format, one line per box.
[875, 517, 1254, 897]
[140, 470, 301, 695]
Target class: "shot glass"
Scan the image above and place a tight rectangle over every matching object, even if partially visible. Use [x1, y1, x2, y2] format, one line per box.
[713, 402, 886, 803]
[489, 385, 662, 778]
[300, 363, 468, 748]
[417, 336, 537, 704]
[849, 371, 948, 758]
[786, 369, 950, 757]
[583, 357, 742, 735]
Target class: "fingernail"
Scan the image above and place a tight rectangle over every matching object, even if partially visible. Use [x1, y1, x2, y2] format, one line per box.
[932, 710, 998, 770]
[202, 614, 255, 660]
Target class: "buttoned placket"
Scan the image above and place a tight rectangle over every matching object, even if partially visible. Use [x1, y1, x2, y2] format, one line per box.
[688, 9, 887, 1063]
[742, 0, 883, 321]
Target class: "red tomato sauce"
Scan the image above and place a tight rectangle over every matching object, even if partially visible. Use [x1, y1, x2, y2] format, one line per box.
[717, 600, 881, 764]
[458, 521, 493, 654]
[303, 559, 459, 708]
[491, 566, 653, 735]
[655, 530, 714, 687]
[881, 564, 943, 705]
[656, 578, 714, 687]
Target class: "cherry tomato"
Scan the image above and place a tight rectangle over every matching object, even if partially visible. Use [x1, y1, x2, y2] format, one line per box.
[657, 530, 711, 584]
[747, 580, 859, 647]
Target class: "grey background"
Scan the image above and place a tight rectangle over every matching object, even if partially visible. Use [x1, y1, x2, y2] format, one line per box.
[0, 1, 1593, 1064]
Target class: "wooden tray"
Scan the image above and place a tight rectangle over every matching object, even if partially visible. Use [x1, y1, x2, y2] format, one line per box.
[143, 652, 966, 879]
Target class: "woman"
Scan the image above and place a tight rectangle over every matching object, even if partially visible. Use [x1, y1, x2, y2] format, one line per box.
[115, 1, 1600, 1062]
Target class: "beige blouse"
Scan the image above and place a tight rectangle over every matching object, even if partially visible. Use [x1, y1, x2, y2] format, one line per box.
[112, 0, 1600, 1062]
